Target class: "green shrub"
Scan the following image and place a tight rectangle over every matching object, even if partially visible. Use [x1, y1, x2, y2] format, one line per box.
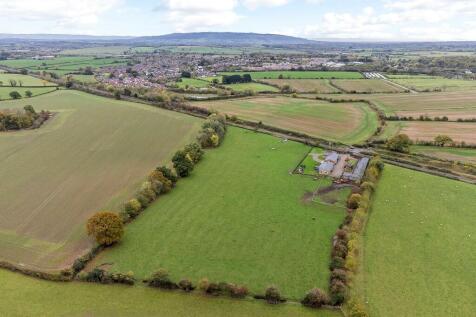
[156, 166, 178, 184]
[86, 211, 124, 246]
[301, 288, 329, 308]
[330, 256, 345, 270]
[329, 279, 347, 305]
[265, 285, 282, 304]
[172, 150, 194, 177]
[124, 199, 142, 218]
[177, 278, 194, 292]
[184, 142, 204, 164]
[347, 194, 362, 209]
[148, 269, 177, 289]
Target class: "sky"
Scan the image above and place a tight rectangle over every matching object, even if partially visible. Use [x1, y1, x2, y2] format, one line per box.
[1, 0, 476, 41]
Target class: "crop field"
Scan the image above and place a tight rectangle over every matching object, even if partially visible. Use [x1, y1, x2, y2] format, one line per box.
[363, 165, 476, 316]
[220, 71, 363, 79]
[411, 145, 476, 164]
[387, 75, 476, 92]
[330, 79, 406, 93]
[261, 79, 340, 93]
[0, 90, 201, 271]
[0, 73, 55, 86]
[0, 57, 129, 76]
[90, 128, 345, 300]
[0, 270, 338, 317]
[227, 82, 279, 92]
[322, 90, 476, 119]
[0, 87, 58, 100]
[398, 121, 476, 144]
[194, 96, 378, 144]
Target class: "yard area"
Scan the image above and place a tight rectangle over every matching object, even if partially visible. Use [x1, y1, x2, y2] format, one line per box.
[0, 90, 201, 271]
[90, 127, 345, 300]
[362, 165, 476, 316]
[193, 96, 378, 144]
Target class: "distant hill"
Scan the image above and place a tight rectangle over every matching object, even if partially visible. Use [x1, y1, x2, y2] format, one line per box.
[131, 32, 316, 46]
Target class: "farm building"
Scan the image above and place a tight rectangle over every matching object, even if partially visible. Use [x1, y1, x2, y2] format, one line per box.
[325, 152, 339, 163]
[342, 157, 370, 182]
[317, 161, 335, 175]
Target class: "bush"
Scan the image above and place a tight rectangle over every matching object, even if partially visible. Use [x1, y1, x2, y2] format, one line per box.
[197, 278, 220, 295]
[184, 142, 204, 164]
[329, 279, 347, 305]
[156, 166, 178, 184]
[149, 170, 172, 193]
[9, 91, 21, 99]
[330, 269, 348, 284]
[148, 269, 177, 289]
[360, 181, 375, 192]
[329, 256, 345, 270]
[198, 278, 210, 292]
[86, 211, 124, 246]
[172, 150, 194, 177]
[386, 134, 412, 153]
[301, 288, 329, 308]
[348, 300, 369, 317]
[177, 278, 194, 292]
[124, 199, 142, 218]
[265, 285, 282, 304]
[229, 284, 249, 298]
[347, 194, 362, 209]
[332, 240, 348, 258]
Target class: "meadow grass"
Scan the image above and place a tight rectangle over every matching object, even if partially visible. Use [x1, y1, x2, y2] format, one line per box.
[411, 145, 476, 164]
[0, 73, 55, 86]
[92, 127, 345, 300]
[0, 87, 58, 100]
[362, 165, 476, 316]
[220, 71, 363, 79]
[174, 78, 211, 89]
[0, 90, 201, 271]
[194, 96, 378, 144]
[0, 269, 340, 317]
[226, 82, 279, 92]
[388, 75, 476, 92]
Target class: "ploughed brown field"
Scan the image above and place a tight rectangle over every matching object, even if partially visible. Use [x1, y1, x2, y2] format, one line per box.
[330, 79, 406, 93]
[260, 79, 340, 93]
[319, 90, 476, 120]
[0, 90, 201, 271]
[400, 121, 476, 144]
[193, 96, 378, 144]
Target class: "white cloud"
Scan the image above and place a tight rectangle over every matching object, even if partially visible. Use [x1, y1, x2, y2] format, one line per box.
[0, 0, 121, 27]
[242, 0, 289, 10]
[299, 0, 476, 40]
[157, 0, 241, 32]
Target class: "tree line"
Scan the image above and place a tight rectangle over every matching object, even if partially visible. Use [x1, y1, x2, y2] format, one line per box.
[0, 105, 50, 131]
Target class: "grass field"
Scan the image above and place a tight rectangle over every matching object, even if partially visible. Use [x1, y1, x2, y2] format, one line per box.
[226, 82, 279, 92]
[330, 79, 405, 93]
[67, 74, 98, 83]
[90, 128, 345, 300]
[363, 165, 476, 316]
[321, 90, 476, 119]
[0, 74, 55, 86]
[174, 78, 211, 89]
[388, 75, 476, 92]
[0, 87, 58, 100]
[220, 71, 363, 79]
[375, 121, 404, 141]
[0, 57, 129, 76]
[398, 121, 476, 144]
[0, 90, 201, 271]
[411, 145, 476, 164]
[194, 96, 378, 144]
[261, 79, 340, 93]
[0, 270, 339, 317]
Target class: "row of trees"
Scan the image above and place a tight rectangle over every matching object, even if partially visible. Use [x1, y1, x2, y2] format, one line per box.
[86, 113, 228, 247]
[0, 105, 50, 131]
[385, 115, 450, 122]
[222, 74, 252, 84]
[386, 134, 458, 153]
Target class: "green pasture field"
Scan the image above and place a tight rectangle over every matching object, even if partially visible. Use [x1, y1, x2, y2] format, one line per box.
[363, 165, 476, 316]
[319, 90, 476, 119]
[0, 270, 339, 317]
[388, 75, 476, 92]
[330, 79, 405, 93]
[0, 90, 201, 271]
[226, 82, 279, 92]
[174, 78, 211, 89]
[91, 127, 345, 300]
[261, 79, 340, 93]
[0, 57, 129, 76]
[220, 71, 363, 80]
[411, 145, 476, 164]
[0, 73, 55, 86]
[375, 121, 404, 141]
[0, 87, 58, 100]
[193, 96, 378, 144]
[67, 74, 98, 83]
